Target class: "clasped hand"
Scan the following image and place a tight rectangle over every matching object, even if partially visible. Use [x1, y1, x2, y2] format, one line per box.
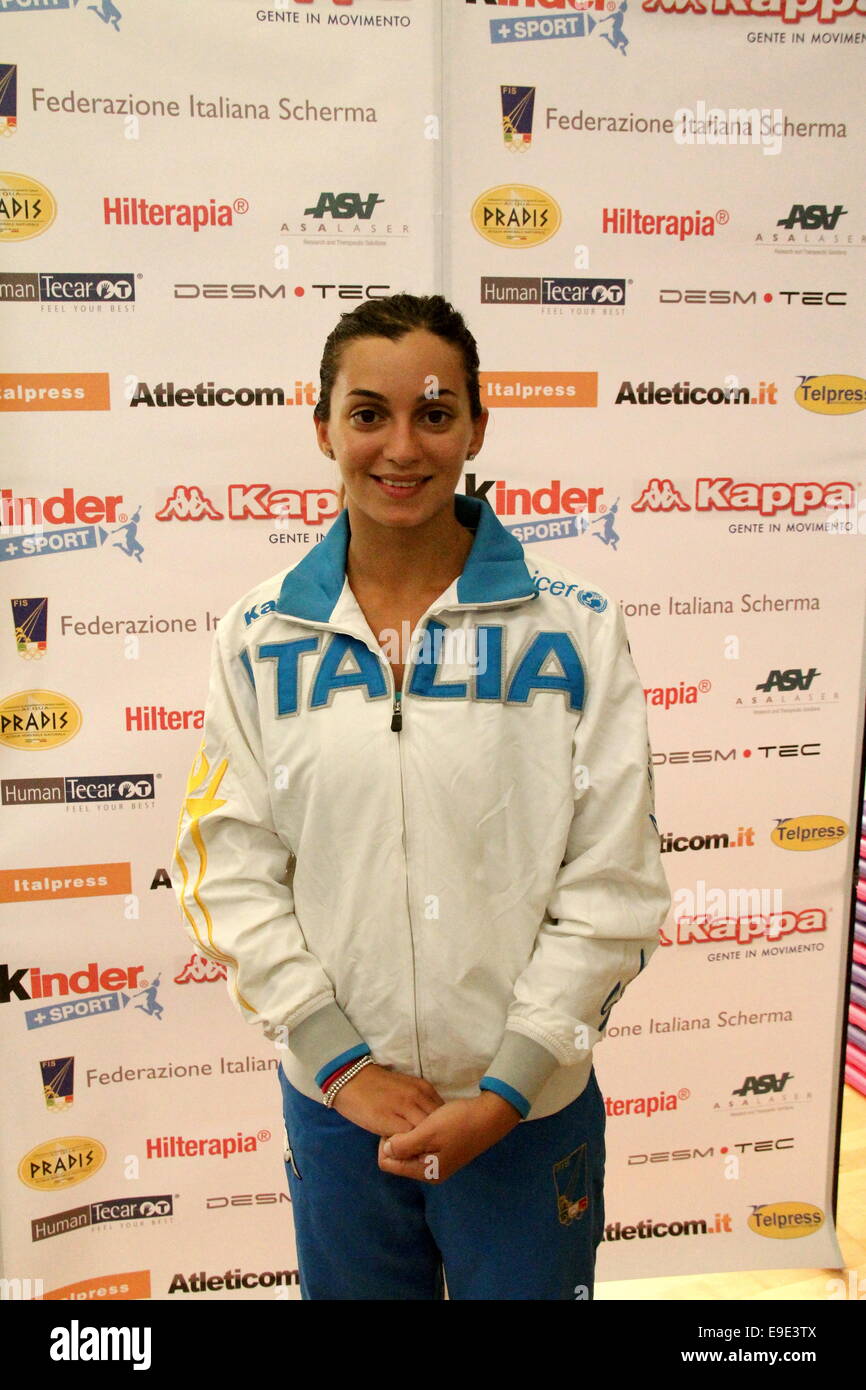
[331, 1062, 520, 1183]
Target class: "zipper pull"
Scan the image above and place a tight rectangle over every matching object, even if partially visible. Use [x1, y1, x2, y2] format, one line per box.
[390, 690, 402, 733]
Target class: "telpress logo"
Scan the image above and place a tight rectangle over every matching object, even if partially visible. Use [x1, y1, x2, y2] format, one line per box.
[770, 814, 847, 850]
[795, 374, 866, 415]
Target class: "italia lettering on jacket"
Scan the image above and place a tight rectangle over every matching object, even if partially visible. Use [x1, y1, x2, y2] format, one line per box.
[245, 621, 585, 716]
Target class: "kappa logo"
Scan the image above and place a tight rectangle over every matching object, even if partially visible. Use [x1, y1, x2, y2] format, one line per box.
[174, 953, 227, 984]
[155, 484, 336, 525]
[156, 486, 223, 520]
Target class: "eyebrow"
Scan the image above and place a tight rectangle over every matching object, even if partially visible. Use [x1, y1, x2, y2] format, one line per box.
[346, 388, 458, 403]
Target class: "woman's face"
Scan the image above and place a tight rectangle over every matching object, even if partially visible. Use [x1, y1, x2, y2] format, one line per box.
[315, 329, 488, 529]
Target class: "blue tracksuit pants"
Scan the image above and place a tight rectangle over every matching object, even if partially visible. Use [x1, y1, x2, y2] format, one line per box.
[278, 1064, 606, 1301]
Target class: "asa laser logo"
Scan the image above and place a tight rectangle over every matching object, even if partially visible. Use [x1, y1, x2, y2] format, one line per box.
[18, 1135, 106, 1192]
[770, 814, 847, 850]
[756, 667, 819, 692]
[0, 271, 135, 303]
[103, 195, 247, 231]
[0, 689, 81, 750]
[501, 85, 534, 149]
[303, 191, 383, 219]
[0, 63, 16, 136]
[32, 1195, 172, 1243]
[795, 374, 866, 415]
[733, 1072, 793, 1096]
[471, 184, 561, 248]
[0, 171, 55, 240]
[11, 597, 47, 657]
[0, 862, 132, 903]
[778, 204, 846, 230]
[748, 1202, 824, 1240]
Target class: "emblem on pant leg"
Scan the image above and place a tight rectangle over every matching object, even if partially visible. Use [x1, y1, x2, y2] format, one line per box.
[553, 1144, 588, 1226]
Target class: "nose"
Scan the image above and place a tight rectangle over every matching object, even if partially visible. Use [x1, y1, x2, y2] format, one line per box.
[382, 412, 422, 466]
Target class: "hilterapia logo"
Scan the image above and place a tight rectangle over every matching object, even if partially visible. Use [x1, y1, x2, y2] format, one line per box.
[103, 195, 248, 230]
[0, 171, 55, 241]
[0, 689, 81, 750]
[602, 207, 726, 239]
[18, 1136, 106, 1192]
[605, 1088, 689, 1116]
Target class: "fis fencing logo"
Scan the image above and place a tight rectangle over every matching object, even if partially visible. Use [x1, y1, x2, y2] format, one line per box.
[174, 953, 227, 984]
[0, 690, 81, 750]
[1, 772, 155, 808]
[11, 597, 47, 657]
[0, 63, 16, 136]
[0, 271, 135, 303]
[501, 85, 535, 149]
[471, 185, 561, 248]
[770, 814, 847, 851]
[18, 1135, 106, 1192]
[0, 489, 144, 566]
[748, 1202, 824, 1240]
[41, 1056, 74, 1109]
[0, 171, 56, 241]
[795, 374, 866, 415]
[480, 0, 631, 56]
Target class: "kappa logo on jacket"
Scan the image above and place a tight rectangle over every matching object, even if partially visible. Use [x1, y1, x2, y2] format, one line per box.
[247, 621, 586, 716]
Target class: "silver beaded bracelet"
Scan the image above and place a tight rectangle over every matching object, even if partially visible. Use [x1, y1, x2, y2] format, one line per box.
[323, 1054, 374, 1108]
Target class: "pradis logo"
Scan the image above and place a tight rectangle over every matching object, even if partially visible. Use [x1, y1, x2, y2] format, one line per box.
[795, 375, 866, 415]
[0, 690, 81, 750]
[477, 0, 632, 57]
[0, 63, 16, 136]
[0, 171, 56, 241]
[18, 1135, 106, 1192]
[471, 185, 561, 248]
[748, 1201, 824, 1239]
[770, 814, 847, 851]
[501, 85, 534, 150]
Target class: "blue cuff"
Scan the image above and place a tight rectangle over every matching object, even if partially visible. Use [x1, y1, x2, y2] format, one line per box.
[479, 1075, 531, 1120]
[314, 1044, 371, 1091]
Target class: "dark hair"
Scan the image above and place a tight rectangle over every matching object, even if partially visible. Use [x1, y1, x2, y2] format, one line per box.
[314, 293, 483, 424]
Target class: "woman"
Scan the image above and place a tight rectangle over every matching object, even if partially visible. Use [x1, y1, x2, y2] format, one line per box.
[172, 293, 671, 1300]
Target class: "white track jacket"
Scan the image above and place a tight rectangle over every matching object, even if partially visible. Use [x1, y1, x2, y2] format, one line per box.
[172, 494, 671, 1121]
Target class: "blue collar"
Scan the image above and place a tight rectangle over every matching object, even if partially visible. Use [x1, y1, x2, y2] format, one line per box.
[276, 493, 535, 621]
